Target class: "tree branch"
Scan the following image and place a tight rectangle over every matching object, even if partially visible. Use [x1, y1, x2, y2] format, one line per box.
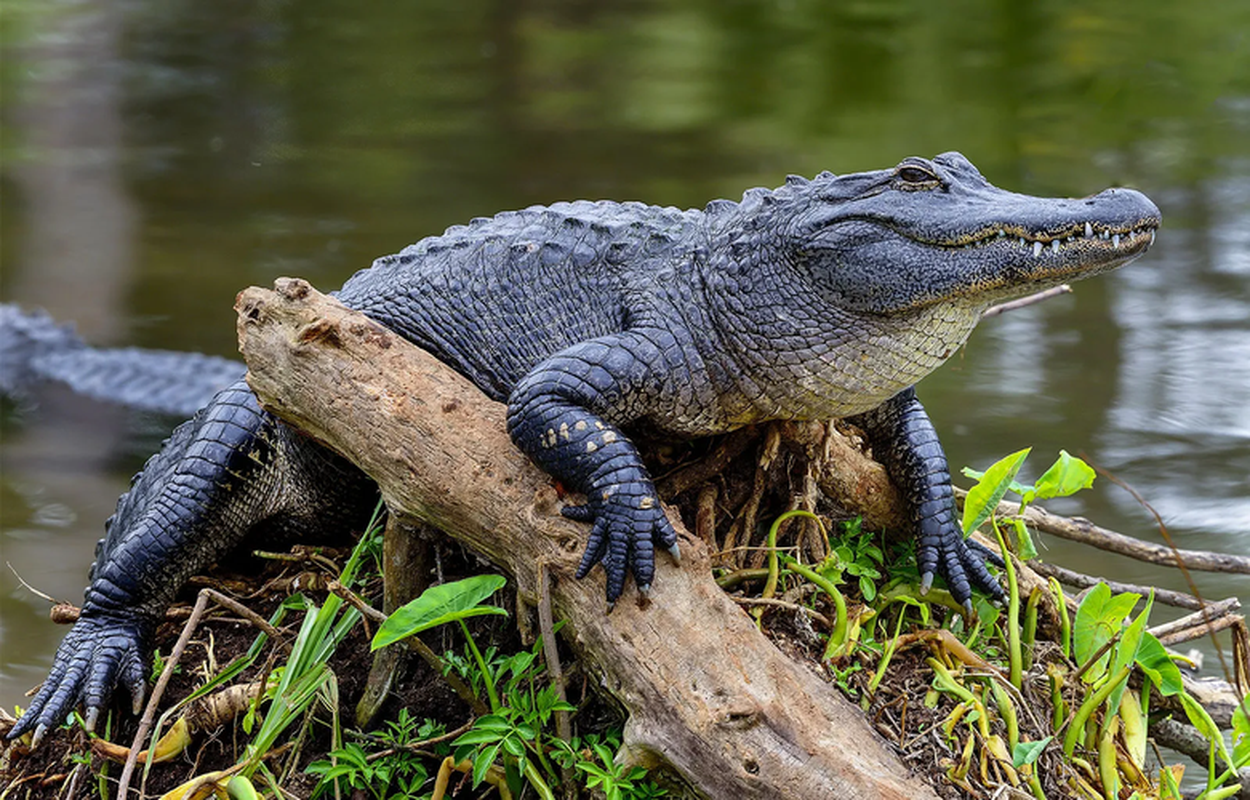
[235, 278, 940, 800]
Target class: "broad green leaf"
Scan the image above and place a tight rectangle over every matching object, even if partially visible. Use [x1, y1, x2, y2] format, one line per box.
[454, 729, 506, 746]
[1135, 633, 1185, 697]
[373, 574, 508, 650]
[1105, 592, 1153, 719]
[473, 742, 501, 787]
[1233, 694, 1250, 768]
[1032, 450, 1096, 501]
[962, 448, 1032, 536]
[226, 776, 260, 800]
[502, 736, 526, 758]
[860, 575, 877, 602]
[1072, 584, 1141, 683]
[1012, 736, 1052, 769]
[960, 467, 1033, 499]
[1180, 690, 1233, 769]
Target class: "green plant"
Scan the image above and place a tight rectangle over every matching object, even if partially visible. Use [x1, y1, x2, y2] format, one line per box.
[570, 736, 668, 800]
[237, 504, 385, 781]
[306, 710, 441, 800]
[820, 517, 885, 602]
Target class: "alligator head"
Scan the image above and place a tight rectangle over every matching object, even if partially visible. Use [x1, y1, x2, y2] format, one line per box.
[793, 151, 1161, 314]
[705, 151, 1161, 421]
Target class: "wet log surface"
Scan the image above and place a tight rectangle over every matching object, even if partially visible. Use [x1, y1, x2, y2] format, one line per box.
[235, 278, 939, 800]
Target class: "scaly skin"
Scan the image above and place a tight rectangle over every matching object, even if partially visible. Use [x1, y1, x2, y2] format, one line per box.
[0, 304, 245, 416]
[8, 152, 1161, 744]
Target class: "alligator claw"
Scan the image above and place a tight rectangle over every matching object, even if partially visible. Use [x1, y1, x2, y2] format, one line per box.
[566, 490, 678, 603]
[7, 611, 153, 746]
[666, 542, 681, 564]
[916, 523, 1006, 614]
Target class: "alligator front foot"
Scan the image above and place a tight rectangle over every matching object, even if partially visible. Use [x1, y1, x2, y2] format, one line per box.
[8, 611, 153, 746]
[561, 489, 680, 607]
[917, 515, 1006, 615]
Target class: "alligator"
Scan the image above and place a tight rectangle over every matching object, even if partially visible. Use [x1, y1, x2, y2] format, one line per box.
[1, 304, 245, 417]
[7, 152, 1160, 745]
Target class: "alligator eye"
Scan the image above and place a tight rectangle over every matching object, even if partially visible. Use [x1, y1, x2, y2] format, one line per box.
[897, 166, 937, 184]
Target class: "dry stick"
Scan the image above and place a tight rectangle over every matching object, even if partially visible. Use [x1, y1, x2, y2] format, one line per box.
[952, 488, 1250, 575]
[1148, 598, 1243, 640]
[200, 588, 286, 641]
[117, 589, 212, 799]
[326, 580, 489, 716]
[1156, 615, 1244, 648]
[730, 596, 832, 628]
[981, 284, 1073, 318]
[656, 426, 762, 497]
[1028, 561, 1208, 611]
[537, 563, 577, 800]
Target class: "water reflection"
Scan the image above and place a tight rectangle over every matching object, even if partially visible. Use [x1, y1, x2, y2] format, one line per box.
[1, 0, 1247, 760]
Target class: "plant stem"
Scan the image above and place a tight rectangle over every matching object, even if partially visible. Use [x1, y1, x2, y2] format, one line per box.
[779, 555, 848, 659]
[991, 521, 1023, 689]
[458, 619, 500, 713]
[1063, 664, 1130, 757]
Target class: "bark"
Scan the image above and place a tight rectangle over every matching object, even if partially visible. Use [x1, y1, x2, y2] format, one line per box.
[235, 278, 940, 800]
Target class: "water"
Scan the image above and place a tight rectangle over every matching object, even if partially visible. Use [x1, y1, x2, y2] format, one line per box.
[1, 0, 1246, 743]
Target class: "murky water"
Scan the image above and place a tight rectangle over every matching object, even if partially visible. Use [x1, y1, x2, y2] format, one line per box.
[2, 0, 1246, 744]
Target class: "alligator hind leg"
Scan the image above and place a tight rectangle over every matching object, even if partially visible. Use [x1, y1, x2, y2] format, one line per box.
[848, 387, 1005, 614]
[7, 380, 373, 745]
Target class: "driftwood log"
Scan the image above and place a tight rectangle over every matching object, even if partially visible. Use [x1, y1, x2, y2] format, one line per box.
[235, 279, 940, 800]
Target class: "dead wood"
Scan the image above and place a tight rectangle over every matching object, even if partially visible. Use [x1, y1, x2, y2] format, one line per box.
[235, 278, 941, 800]
[952, 488, 1250, 575]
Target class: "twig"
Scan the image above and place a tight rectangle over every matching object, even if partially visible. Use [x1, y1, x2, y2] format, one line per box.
[730, 596, 832, 628]
[118, 589, 212, 799]
[952, 489, 1250, 575]
[1029, 561, 1208, 611]
[6, 562, 58, 604]
[200, 588, 285, 641]
[1148, 598, 1242, 640]
[359, 719, 475, 758]
[538, 563, 577, 800]
[656, 427, 762, 497]
[982, 285, 1072, 318]
[1156, 615, 1243, 648]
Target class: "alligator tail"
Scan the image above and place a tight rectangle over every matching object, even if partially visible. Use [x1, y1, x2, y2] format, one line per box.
[0, 304, 245, 416]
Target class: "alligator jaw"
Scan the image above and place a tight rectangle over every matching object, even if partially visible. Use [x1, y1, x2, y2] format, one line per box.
[929, 217, 1160, 299]
[938, 219, 1157, 255]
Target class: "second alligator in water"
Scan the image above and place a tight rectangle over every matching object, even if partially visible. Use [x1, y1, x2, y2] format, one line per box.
[8, 152, 1161, 744]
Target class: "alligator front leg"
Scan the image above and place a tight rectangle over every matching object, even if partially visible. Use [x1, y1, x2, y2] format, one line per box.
[8, 381, 372, 745]
[507, 331, 684, 605]
[849, 387, 1004, 614]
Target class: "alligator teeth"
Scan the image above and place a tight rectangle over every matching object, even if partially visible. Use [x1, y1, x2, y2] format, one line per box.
[1051, 239, 1061, 253]
[1085, 222, 1093, 238]
[1149, 230, 1156, 245]
[1019, 237, 1026, 247]
[1101, 230, 1110, 240]
[1112, 233, 1121, 247]
[1033, 241, 1043, 257]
